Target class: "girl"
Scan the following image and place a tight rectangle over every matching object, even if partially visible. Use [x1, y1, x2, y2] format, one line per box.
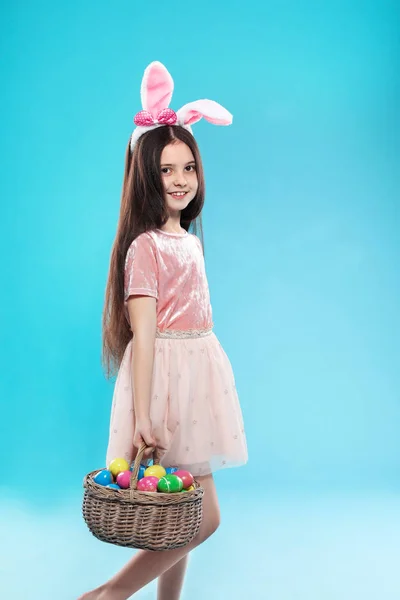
[79, 62, 248, 600]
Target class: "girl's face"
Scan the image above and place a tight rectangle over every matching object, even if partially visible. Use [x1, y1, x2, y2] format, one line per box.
[160, 141, 198, 215]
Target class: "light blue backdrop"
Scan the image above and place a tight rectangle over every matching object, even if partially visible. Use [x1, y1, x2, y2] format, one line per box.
[1, 1, 399, 599]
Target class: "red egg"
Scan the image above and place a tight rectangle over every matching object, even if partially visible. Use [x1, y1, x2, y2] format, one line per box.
[137, 476, 159, 492]
[173, 470, 194, 489]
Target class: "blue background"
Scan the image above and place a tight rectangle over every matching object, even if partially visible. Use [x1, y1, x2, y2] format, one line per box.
[1, 1, 399, 598]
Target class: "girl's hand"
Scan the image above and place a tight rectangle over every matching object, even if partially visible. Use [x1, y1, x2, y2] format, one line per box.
[133, 418, 157, 458]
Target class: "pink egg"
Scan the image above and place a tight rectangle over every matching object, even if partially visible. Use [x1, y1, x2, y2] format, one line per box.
[137, 476, 159, 492]
[173, 470, 194, 489]
[116, 470, 132, 489]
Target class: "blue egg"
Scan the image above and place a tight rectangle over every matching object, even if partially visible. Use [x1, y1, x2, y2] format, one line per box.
[166, 466, 179, 475]
[93, 469, 113, 486]
[107, 483, 121, 490]
[129, 463, 146, 480]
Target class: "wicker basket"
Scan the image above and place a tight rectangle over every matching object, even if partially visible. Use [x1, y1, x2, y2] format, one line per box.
[82, 443, 204, 551]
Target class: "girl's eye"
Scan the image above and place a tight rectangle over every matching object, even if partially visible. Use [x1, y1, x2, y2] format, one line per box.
[161, 165, 196, 174]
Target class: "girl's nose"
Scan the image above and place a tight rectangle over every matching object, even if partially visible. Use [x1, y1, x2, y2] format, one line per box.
[174, 172, 188, 186]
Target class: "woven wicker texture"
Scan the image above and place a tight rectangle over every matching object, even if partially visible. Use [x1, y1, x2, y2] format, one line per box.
[82, 443, 204, 551]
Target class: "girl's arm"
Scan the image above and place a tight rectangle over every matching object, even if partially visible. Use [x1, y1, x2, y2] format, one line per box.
[127, 295, 157, 452]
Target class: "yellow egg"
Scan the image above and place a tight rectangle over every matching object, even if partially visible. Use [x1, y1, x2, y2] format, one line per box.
[108, 458, 130, 477]
[186, 485, 195, 492]
[144, 465, 166, 479]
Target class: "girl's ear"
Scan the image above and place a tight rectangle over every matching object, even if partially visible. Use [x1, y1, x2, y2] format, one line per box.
[141, 62, 174, 119]
[176, 99, 233, 126]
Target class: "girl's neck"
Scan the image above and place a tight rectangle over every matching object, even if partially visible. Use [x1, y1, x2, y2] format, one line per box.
[157, 227, 187, 237]
[159, 218, 185, 235]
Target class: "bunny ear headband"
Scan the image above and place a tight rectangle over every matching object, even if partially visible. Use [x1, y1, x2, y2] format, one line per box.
[129, 61, 233, 151]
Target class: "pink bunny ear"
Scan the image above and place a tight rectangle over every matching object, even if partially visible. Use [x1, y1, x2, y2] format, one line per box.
[141, 61, 174, 119]
[176, 99, 233, 126]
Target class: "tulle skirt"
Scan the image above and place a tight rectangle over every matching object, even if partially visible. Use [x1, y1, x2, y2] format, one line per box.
[106, 329, 248, 477]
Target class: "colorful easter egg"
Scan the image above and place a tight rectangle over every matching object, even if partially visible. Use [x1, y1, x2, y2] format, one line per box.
[173, 470, 194, 489]
[129, 463, 146, 480]
[109, 458, 130, 477]
[144, 465, 166, 479]
[186, 485, 195, 492]
[166, 466, 179, 475]
[93, 470, 113, 486]
[157, 474, 183, 493]
[116, 470, 132, 489]
[137, 476, 159, 492]
[106, 483, 121, 490]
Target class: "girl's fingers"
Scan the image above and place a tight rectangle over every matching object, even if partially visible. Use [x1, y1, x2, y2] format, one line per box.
[133, 432, 143, 449]
[133, 428, 158, 456]
[142, 430, 156, 447]
[142, 431, 156, 457]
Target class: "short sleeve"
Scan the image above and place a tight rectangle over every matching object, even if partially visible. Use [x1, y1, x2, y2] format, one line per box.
[124, 234, 158, 301]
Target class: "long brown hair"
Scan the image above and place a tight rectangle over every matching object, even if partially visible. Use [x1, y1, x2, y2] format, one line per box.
[102, 125, 206, 379]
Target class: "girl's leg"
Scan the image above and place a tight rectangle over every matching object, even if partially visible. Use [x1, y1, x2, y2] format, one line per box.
[78, 473, 220, 600]
[156, 554, 189, 600]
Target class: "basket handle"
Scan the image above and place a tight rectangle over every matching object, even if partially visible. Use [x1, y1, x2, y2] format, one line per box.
[130, 442, 162, 491]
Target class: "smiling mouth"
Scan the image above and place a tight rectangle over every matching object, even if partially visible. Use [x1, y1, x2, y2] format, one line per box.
[169, 191, 188, 198]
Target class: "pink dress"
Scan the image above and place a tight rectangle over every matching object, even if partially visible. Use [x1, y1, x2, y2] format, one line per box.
[106, 228, 248, 476]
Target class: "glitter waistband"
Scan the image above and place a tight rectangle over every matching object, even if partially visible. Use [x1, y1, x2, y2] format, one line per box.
[155, 327, 213, 339]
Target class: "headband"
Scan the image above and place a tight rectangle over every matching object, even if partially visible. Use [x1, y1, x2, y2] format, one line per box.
[130, 61, 233, 151]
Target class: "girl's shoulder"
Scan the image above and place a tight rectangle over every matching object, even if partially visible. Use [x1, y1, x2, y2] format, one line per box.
[127, 231, 157, 251]
[125, 231, 157, 266]
[127, 230, 201, 253]
[191, 234, 202, 250]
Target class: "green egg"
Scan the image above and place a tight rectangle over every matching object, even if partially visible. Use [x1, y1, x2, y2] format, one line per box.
[157, 474, 183, 493]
